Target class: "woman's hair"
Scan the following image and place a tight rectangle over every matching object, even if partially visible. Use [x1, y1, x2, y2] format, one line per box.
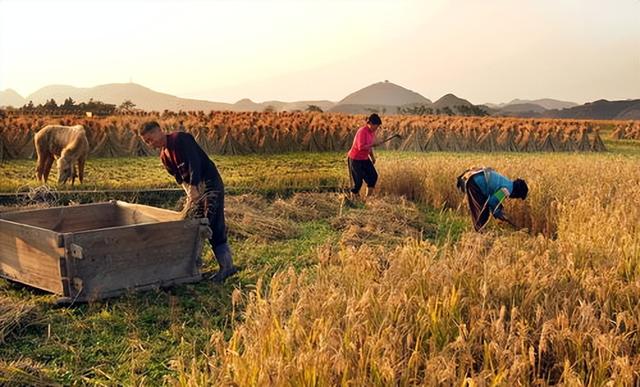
[367, 113, 382, 126]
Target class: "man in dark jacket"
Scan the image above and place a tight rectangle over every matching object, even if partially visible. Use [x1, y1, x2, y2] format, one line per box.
[456, 167, 529, 231]
[139, 121, 237, 283]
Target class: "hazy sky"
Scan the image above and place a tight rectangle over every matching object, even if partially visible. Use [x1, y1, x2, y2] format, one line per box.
[1, 0, 639, 104]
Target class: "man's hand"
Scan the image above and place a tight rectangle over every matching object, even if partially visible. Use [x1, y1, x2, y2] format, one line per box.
[370, 154, 376, 164]
[180, 198, 193, 219]
[181, 183, 201, 202]
[180, 183, 202, 219]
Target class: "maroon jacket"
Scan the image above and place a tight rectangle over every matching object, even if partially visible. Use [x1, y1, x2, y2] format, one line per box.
[160, 132, 223, 188]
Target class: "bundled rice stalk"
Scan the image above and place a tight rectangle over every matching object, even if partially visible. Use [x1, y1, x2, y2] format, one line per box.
[591, 131, 607, 152]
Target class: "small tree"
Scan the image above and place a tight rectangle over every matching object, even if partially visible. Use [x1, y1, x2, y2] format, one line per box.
[306, 104, 323, 113]
[62, 97, 76, 107]
[118, 100, 136, 113]
[43, 98, 58, 109]
[263, 105, 276, 113]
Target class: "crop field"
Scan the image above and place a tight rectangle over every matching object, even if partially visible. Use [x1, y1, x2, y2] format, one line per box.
[0, 123, 639, 385]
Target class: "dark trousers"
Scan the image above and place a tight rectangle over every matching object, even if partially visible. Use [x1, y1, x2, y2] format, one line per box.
[348, 158, 378, 194]
[191, 179, 228, 247]
[465, 177, 491, 231]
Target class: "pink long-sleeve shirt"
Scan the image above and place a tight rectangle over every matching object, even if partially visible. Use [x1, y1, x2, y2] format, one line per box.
[347, 125, 375, 160]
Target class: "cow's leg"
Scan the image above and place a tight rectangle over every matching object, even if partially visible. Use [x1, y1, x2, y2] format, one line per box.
[71, 163, 77, 186]
[77, 157, 86, 184]
[35, 147, 47, 182]
[43, 154, 55, 183]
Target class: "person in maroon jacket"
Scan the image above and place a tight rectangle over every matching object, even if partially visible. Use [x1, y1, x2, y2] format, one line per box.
[139, 121, 237, 283]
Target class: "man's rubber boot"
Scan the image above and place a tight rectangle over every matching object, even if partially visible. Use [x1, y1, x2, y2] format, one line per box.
[211, 243, 238, 283]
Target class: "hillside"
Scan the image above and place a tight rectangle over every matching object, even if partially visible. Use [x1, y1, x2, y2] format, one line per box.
[0, 89, 27, 107]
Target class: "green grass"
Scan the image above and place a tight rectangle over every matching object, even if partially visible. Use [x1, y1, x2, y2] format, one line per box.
[0, 220, 340, 385]
[0, 152, 349, 193]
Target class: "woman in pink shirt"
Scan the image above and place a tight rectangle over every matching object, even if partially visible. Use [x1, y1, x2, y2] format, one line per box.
[347, 113, 385, 201]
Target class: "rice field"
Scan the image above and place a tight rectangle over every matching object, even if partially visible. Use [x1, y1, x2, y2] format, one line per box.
[0, 133, 639, 385]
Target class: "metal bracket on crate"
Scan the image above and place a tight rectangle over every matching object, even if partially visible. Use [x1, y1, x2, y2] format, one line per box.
[72, 277, 84, 291]
[70, 243, 84, 260]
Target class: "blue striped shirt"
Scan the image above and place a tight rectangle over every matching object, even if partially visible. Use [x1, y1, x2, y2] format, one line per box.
[471, 170, 514, 217]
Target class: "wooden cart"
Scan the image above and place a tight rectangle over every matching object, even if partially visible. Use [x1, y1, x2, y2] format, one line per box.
[0, 201, 211, 304]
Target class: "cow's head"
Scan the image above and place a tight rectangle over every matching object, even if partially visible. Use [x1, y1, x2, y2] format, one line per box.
[57, 157, 74, 184]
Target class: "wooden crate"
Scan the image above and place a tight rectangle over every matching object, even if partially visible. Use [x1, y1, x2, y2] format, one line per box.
[0, 201, 211, 303]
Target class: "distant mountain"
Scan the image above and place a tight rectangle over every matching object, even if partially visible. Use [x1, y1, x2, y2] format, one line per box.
[486, 98, 578, 111]
[548, 99, 640, 120]
[232, 98, 262, 111]
[329, 104, 400, 114]
[498, 103, 548, 115]
[3, 81, 637, 119]
[25, 83, 234, 111]
[0, 89, 27, 107]
[8, 83, 336, 112]
[330, 81, 430, 113]
[432, 93, 473, 110]
[616, 102, 640, 120]
[262, 100, 336, 112]
[506, 98, 578, 110]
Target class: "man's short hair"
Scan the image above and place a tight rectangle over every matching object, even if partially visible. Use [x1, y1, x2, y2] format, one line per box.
[139, 121, 161, 135]
[511, 178, 528, 200]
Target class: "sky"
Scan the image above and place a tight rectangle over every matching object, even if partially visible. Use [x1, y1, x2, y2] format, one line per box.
[1, 0, 639, 104]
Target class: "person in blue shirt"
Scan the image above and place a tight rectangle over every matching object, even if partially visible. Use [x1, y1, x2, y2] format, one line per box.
[456, 167, 529, 231]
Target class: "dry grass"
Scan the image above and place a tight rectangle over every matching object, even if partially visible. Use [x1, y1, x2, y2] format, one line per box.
[0, 299, 53, 385]
[0, 296, 41, 343]
[165, 155, 640, 386]
[270, 193, 341, 222]
[332, 196, 433, 247]
[0, 358, 58, 387]
[1, 150, 639, 385]
[225, 195, 300, 241]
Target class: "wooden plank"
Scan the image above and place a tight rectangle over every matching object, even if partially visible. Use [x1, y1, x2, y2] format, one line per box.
[66, 219, 204, 300]
[0, 219, 64, 293]
[115, 201, 181, 222]
[0, 202, 117, 233]
[115, 206, 162, 225]
[59, 274, 202, 303]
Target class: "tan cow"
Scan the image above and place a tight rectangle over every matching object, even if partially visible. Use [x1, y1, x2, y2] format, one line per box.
[34, 125, 89, 185]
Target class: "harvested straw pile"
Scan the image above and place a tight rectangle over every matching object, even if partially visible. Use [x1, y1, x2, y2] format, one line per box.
[225, 195, 299, 241]
[270, 193, 341, 222]
[331, 196, 434, 247]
